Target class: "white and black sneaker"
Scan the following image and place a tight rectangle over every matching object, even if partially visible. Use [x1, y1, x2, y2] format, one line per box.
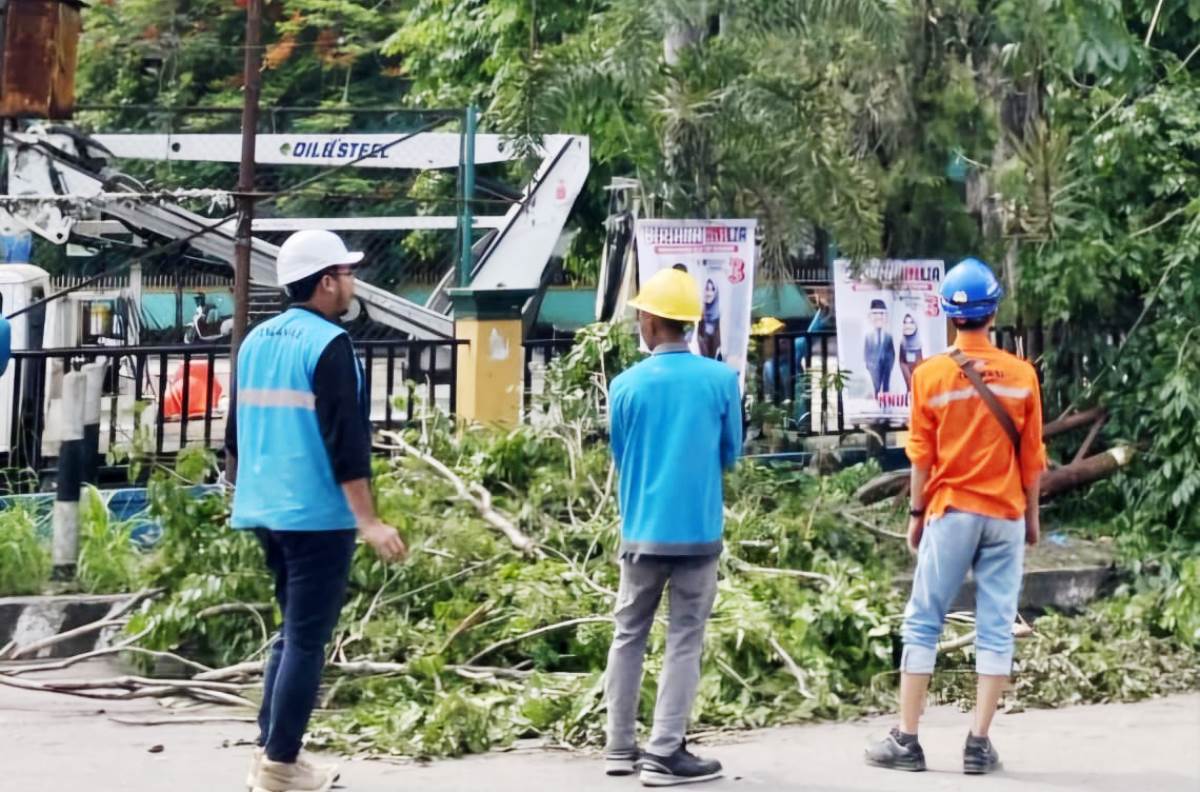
[865, 727, 927, 772]
[638, 741, 722, 787]
[605, 746, 642, 776]
[963, 732, 1001, 775]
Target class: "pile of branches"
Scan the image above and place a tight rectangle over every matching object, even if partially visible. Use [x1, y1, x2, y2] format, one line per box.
[2, 326, 1196, 757]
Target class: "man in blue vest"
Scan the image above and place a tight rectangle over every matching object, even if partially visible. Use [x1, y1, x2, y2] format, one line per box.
[603, 267, 743, 787]
[226, 229, 406, 792]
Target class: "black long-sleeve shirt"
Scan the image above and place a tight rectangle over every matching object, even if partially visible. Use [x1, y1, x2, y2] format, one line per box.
[225, 324, 371, 483]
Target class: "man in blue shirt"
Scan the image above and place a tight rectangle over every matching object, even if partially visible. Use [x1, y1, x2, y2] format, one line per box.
[603, 267, 743, 787]
[226, 230, 406, 792]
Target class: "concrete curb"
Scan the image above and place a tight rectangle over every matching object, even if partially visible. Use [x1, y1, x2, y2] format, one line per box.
[894, 563, 1118, 615]
[0, 593, 134, 659]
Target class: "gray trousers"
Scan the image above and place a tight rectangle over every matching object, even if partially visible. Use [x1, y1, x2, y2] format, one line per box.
[604, 554, 719, 756]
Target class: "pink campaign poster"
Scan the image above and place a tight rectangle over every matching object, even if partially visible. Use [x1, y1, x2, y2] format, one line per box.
[833, 258, 948, 424]
[634, 219, 757, 389]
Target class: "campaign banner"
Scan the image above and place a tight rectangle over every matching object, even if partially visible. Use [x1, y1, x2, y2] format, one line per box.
[634, 219, 757, 386]
[833, 258, 947, 423]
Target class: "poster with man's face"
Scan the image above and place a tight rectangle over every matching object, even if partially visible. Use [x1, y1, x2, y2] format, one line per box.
[833, 259, 947, 424]
[634, 220, 758, 389]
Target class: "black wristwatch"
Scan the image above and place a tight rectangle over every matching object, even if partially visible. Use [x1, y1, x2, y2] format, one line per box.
[909, 508, 926, 517]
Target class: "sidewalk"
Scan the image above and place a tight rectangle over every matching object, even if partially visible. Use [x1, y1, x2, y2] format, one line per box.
[2, 662, 1197, 792]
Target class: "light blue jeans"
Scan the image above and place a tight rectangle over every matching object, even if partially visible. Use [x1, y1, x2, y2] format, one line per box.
[901, 510, 1025, 676]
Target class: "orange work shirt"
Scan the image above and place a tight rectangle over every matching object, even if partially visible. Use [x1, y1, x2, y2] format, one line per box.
[906, 333, 1047, 521]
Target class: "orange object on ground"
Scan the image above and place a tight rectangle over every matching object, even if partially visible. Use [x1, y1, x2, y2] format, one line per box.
[906, 332, 1047, 521]
[163, 361, 223, 420]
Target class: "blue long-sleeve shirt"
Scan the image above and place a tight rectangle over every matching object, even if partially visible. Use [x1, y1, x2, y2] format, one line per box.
[608, 343, 743, 557]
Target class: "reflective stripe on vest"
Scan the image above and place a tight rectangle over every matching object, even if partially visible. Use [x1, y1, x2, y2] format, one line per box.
[238, 388, 318, 410]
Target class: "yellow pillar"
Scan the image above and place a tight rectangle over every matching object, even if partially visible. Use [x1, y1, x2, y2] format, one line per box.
[448, 289, 533, 426]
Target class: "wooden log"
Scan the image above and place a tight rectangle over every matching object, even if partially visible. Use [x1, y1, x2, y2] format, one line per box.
[1043, 407, 1107, 439]
[855, 405, 1111, 505]
[1040, 446, 1134, 500]
[854, 469, 910, 505]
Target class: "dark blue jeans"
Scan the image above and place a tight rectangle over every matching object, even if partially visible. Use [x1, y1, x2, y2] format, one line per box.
[254, 529, 357, 762]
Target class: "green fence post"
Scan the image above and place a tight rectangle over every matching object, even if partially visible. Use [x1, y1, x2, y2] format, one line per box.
[458, 104, 478, 288]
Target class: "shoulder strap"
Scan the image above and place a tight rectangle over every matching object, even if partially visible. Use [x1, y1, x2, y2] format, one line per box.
[948, 349, 1021, 454]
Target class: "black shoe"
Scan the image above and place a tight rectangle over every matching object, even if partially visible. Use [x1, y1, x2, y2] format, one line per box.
[605, 746, 642, 777]
[865, 727, 927, 772]
[638, 741, 722, 787]
[963, 732, 1001, 775]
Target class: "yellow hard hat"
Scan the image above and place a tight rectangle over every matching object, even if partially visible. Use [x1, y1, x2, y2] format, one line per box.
[750, 316, 785, 336]
[628, 268, 703, 322]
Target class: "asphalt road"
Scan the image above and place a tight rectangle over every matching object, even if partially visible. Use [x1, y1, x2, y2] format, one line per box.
[2, 661, 1196, 792]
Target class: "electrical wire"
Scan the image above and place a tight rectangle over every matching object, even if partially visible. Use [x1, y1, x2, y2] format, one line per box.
[2, 112, 461, 322]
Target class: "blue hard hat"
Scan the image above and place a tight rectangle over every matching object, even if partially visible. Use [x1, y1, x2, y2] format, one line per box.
[940, 257, 1004, 319]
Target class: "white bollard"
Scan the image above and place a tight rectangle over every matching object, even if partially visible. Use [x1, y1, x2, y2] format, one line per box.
[82, 362, 106, 483]
[52, 371, 88, 579]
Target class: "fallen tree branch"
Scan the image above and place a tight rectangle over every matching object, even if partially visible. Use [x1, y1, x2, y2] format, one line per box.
[768, 636, 813, 699]
[938, 630, 978, 652]
[194, 661, 264, 682]
[938, 616, 1036, 652]
[1044, 407, 1107, 439]
[328, 660, 409, 675]
[1, 632, 210, 677]
[465, 616, 613, 666]
[379, 431, 540, 556]
[729, 557, 834, 587]
[537, 543, 617, 599]
[5, 619, 129, 661]
[438, 602, 494, 654]
[196, 603, 273, 619]
[110, 715, 257, 726]
[0, 672, 255, 708]
[854, 470, 910, 506]
[379, 555, 502, 608]
[1071, 413, 1108, 464]
[839, 510, 907, 541]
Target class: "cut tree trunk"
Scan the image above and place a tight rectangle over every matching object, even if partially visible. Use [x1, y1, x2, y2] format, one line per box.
[855, 446, 1134, 506]
[853, 470, 910, 505]
[1039, 447, 1134, 500]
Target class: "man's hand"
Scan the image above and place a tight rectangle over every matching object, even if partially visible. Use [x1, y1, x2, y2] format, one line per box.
[1025, 514, 1040, 546]
[359, 520, 407, 563]
[907, 515, 925, 555]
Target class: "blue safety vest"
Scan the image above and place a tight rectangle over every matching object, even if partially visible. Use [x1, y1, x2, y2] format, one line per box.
[230, 307, 364, 531]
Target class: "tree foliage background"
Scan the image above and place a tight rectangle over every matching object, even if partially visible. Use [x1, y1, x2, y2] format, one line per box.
[72, 1, 1200, 542]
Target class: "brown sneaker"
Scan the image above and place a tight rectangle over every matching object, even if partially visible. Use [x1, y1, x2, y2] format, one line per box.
[251, 756, 335, 792]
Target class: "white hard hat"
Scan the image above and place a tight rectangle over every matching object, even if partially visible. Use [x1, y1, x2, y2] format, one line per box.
[276, 230, 364, 286]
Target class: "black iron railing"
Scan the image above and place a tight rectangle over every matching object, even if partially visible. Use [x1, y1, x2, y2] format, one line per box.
[2, 338, 464, 479]
[753, 331, 845, 435]
[523, 337, 577, 417]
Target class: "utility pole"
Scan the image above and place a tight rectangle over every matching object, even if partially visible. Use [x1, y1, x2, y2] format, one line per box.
[231, 0, 263, 364]
[229, 0, 262, 484]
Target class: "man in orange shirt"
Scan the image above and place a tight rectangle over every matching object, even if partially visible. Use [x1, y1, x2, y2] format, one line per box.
[866, 257, 1046, 775]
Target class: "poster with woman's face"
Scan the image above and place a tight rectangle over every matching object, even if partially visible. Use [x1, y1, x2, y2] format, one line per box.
[634, 220, 758, 389]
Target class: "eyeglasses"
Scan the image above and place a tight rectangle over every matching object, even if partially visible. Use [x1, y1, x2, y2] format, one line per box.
[328, 267, 357, 279]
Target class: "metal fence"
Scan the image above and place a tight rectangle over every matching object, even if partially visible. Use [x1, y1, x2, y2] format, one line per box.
[523, 337, 577, 418]
[521, 324, 1090, 438]
[752, 331, 846, 435]
[1, 338, 463, 483]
